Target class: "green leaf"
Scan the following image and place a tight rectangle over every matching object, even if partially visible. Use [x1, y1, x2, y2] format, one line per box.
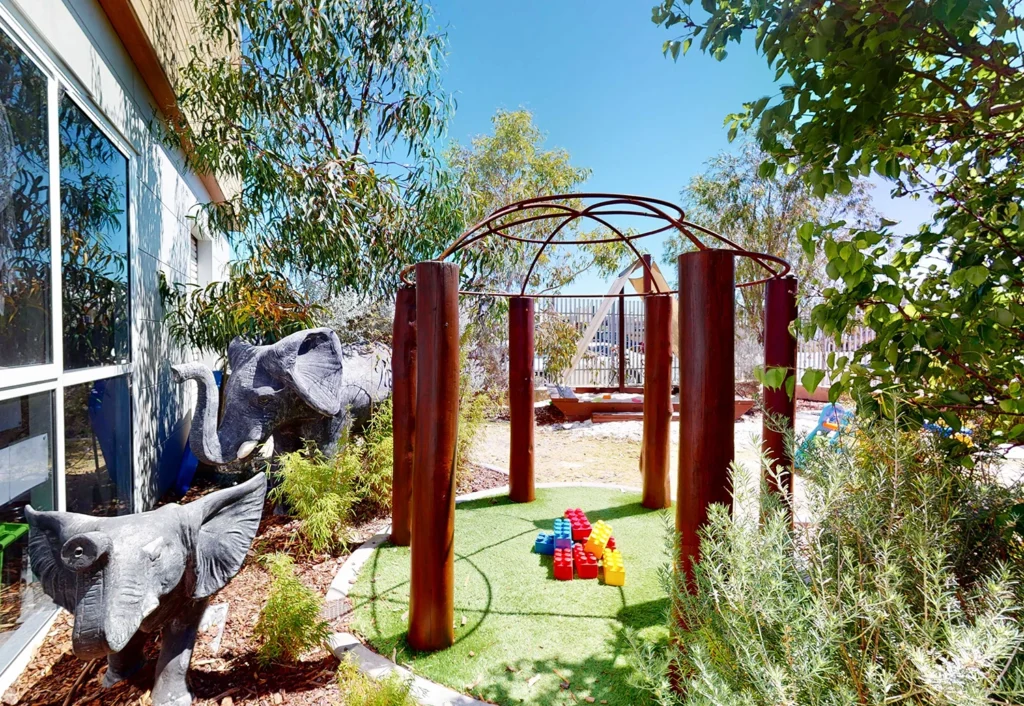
[762, 366, 788, 390]
[801, 368, 827, 395]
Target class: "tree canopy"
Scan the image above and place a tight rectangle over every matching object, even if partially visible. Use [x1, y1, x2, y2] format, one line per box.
[162, 0, 463, 355]
[446, 109, 628, 299]
[665, 141, 874, 341]
[653, 0, 1024, 448]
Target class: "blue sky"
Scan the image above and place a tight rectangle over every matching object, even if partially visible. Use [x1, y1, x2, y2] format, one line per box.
[431, 0, 933, 293]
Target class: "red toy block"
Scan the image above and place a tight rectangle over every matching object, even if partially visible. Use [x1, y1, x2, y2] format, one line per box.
[606, 536, 616, 551]
[572, 544, 598, 579]
[553, 547, 573, 581]
[564, 508, 592, 541]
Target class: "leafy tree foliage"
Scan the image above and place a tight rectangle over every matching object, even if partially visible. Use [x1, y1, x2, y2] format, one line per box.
[162, 0, 463, 354]
[664, 141, 874, 341]
[447, 109, 628, 299]
[652, 0, 1024, 446]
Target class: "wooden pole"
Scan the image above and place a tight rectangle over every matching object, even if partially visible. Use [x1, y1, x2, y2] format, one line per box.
[618, 291, 626, 391]
[390, 286, 416, 546]
[677, 250, 735, 585]
[409, 261, 459, 652]
[508, 296, 535, 503]
[762, 275, 798, 505]
[642, 294, 673, 509]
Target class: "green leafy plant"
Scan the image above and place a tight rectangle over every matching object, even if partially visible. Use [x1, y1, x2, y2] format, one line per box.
[271, 443, 360, 553]
[254, 553, 330, 666]
[632, 411, 1024, 705]
[358, 400, 395, 515]
[652, 0, 1024, 444]
[535, 309, 583, 384]
[337, 656, 417, 706]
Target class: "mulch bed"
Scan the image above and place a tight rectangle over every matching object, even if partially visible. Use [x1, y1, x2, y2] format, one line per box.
[4, 464, 507, 706]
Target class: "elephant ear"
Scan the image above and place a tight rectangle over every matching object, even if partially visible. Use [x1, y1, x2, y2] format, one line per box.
[23, 507, 94, 611]
[191, 473, 267, 599]
[266, 328, 345, 417]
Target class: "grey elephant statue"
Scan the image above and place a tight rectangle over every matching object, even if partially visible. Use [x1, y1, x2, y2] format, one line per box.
[172, 327, 389, 467]
[25, 473, 267, 706]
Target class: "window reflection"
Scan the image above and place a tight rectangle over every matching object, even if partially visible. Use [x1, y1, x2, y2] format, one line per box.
[63, 376, 132, 516]
[0, 32, 52, 369]
[59, 94, 129, 371]
[0, 391, 54, 659]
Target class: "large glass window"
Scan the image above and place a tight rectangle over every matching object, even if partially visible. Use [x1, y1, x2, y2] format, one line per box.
[63, 376, 132, 516]
[59, 93, 129, 371]
[0, 32, 51, 370]
[0, 391, 55, 661]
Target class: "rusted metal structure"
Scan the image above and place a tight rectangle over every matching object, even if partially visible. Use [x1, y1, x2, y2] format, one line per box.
[393, 194, 794, 652]
[762, 276, 799, 511]
[390, 286, 416, 546]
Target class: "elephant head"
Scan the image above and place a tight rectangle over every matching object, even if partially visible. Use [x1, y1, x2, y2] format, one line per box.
[24, 473, 266, 660]
[172, 328, 345, 466]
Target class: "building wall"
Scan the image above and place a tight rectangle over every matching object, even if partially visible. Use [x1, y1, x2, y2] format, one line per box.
[4, 0, 231, 509]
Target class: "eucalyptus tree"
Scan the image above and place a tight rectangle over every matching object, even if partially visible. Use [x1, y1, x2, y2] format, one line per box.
[161, 0, 462, 357]
[664, 141, 874, 342]
[653, 0, 1024, 447]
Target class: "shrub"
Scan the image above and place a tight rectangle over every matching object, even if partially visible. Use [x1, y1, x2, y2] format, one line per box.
[337, 656, 417, 706]
[254, 553, 330, 666]
[271, 443, 360, 553]
[357, 399, 394, 515]
[631, 413, 1024, 705]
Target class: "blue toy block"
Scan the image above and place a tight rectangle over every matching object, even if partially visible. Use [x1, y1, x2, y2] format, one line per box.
[553, 518, 573, 549]
[534, 531, 555, 555]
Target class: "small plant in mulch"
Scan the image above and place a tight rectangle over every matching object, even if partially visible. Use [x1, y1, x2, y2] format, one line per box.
[271, 444, 361, 553]
[254, 553, 330, 666]
[336, 656, 417, 706]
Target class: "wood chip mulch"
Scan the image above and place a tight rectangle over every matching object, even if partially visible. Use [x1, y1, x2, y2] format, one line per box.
[2, 462, 507, 706]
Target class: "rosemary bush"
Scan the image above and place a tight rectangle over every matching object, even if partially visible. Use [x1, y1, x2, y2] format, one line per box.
[254, 553, 330, 666]
[632, 415, 1024, 705]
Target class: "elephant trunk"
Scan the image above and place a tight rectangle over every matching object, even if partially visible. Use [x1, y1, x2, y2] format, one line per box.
[172, 363, 235, 465]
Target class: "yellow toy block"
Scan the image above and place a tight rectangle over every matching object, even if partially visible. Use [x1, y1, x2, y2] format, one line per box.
[603, 548, 625, 586]
[584, 520, 613, 556]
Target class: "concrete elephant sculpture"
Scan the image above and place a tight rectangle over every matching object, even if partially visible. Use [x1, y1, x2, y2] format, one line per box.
[25, 472, 267, 706]
[172, 327, 389, 467]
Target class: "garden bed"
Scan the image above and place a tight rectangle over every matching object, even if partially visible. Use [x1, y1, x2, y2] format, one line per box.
[347, 486, 671, 706]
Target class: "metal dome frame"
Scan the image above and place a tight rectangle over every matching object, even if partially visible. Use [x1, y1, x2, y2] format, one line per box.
[399, 193, 792, 297]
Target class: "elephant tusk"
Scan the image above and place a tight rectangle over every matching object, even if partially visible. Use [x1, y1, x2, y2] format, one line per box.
[259, 436, 275, 459]
[236, 440, 258, 460]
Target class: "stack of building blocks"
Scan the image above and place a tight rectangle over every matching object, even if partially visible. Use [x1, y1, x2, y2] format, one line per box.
[584, 520, 613, 557]
[565, 508, 592, 541]
[553, 518, 573, 549]
[602, 548, 625, 586]
[572, 544, 598, 579]
[553, 547, 573, 580]
[534, 531, 555, 555]
[533, 509, 625, 586]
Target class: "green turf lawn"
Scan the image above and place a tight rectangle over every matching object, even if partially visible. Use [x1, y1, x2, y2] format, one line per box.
[348, 487, 672, 706]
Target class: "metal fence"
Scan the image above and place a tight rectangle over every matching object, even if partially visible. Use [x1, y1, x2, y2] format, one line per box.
[530, 297, 874, 389]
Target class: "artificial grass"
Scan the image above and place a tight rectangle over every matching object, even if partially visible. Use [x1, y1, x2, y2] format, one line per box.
[348, 487, 671, 706]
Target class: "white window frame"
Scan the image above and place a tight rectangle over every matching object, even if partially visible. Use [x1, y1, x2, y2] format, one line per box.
[0, 5, 136, 514]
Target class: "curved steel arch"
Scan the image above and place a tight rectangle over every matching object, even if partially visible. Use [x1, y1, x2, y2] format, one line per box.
[400, 193, 790, 296]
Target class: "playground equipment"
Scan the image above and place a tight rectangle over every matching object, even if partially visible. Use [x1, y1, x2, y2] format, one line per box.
[391, 193, 796, 651]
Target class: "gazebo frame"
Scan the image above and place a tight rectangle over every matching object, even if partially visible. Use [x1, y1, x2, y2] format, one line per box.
[390, 194, 798, 652]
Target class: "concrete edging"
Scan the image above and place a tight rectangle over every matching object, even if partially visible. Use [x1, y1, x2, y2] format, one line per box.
[328, 480, 643, 705]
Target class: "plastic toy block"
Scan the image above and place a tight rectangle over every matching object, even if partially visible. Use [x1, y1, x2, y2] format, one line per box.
[584, 520, 613, 556]
[605, 536, 616, 551]
[553, 547, 573, 580]
[564, 508, 592, 541]
[553, 518, 573, 549]
[602, 548, 625, 586]
[572, 544, 598, 579]
[534, 531, 555, 555]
